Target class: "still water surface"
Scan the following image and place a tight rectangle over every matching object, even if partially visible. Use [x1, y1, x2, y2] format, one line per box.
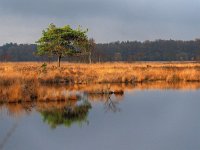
[0, 84, 200, 150]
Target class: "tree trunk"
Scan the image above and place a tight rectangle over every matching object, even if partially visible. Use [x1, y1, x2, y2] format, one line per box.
[58, 55, 61, 67]
[98, 56, 101, 63]
[48, 57, 51, 64]
[89, 52, 92, 64]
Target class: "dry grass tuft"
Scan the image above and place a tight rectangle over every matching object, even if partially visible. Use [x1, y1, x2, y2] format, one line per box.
[0, 62, 200, 85]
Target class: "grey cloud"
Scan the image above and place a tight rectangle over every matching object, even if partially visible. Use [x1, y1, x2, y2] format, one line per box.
[0, 0, 126, 18]
[1, 0, 199, 22]
[0, 0, 200, 44]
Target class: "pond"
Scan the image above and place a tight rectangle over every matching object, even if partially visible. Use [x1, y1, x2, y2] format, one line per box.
[0, 82, 200, 150]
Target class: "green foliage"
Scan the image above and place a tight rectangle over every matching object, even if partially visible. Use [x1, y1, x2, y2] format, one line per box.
[40, 101, 92, 129]
[36, 23, 89, 66]
[41, 63, 47, 73]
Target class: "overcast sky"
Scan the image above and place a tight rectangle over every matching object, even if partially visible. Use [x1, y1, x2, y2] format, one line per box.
[0, 0, 200, 44]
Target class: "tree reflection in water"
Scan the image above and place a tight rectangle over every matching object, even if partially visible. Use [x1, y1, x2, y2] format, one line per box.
[0, 83, 128, 128]
[40, 100, 91, 129]
[40, 91, 124, 129]
[1, 82, 200, 129]
[104, 94, 121, 113]
[85, 92, 123, 113]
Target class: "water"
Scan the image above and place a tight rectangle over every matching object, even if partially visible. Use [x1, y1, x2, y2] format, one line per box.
[0, 84, 200, 150]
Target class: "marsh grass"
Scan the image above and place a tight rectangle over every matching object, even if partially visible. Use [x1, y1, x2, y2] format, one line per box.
[1, 82, 200, 118]
[1, 81, 200, 103]
[0, 62, 200, 85]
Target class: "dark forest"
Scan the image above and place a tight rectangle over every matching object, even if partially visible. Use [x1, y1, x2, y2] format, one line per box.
[1, 39, 200, 62]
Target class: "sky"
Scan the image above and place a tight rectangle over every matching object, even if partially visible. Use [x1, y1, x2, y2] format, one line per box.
[0, 0, 200, 44]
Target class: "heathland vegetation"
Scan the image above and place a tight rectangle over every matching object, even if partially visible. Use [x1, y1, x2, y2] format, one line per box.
[1, 24, 200, 104]
[1, 62, 200, 86]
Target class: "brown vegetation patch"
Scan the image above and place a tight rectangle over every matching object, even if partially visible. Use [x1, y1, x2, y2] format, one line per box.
[0, 62, 200, 85]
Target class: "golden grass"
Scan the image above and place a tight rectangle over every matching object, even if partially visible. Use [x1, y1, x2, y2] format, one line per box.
[1, 81, 200, 103]
[0, 62, 200, 84]
[0, 62, 200, 85]
[1, 81, 200, 117]
[2, 62, 200, 115]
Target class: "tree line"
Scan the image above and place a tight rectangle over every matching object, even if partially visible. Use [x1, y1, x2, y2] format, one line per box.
[1, 39, 200, 62]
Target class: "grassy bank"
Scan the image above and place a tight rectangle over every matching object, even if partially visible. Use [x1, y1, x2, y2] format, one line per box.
[0, 62, 200, 85]
[1, 82, 200, 116]
[1, 82, 200, 103]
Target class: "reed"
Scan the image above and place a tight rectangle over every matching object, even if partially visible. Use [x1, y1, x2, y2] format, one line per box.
[1, 81, 200, 103]
[0, 62, 200, 85]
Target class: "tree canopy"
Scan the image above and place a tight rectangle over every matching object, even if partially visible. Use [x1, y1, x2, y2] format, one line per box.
[36, 23, 89, 66]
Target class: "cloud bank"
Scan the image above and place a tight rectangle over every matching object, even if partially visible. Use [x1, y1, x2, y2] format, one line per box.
[0, 0, 200, 44]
